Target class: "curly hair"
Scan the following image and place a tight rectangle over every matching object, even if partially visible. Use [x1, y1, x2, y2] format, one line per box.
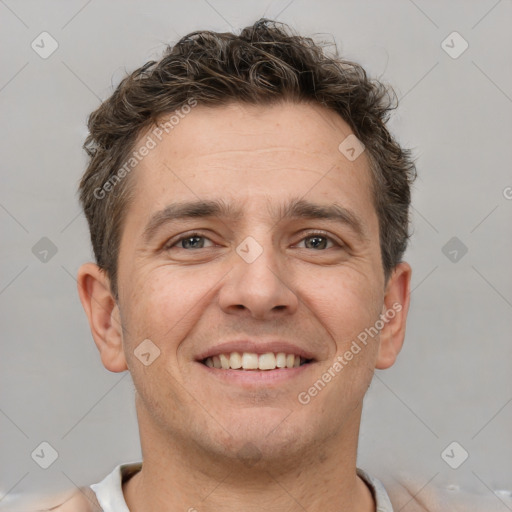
[79, 18, 416, 298]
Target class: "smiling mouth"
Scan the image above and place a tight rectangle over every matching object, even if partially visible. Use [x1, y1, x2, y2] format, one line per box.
[202, 352, 313, 371]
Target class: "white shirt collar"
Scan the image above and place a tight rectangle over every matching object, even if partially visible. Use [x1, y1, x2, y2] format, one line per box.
[91, 462, 394, 511]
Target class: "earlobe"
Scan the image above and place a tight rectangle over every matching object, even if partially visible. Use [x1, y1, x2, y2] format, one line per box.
[375, 262, 412, 370]
[77, 263, 128, 373]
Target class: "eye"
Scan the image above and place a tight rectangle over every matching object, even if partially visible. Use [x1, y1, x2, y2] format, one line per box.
[296, 232, 341, 250]
[167, 233, 215, 250]
[165, 231, 342, 251]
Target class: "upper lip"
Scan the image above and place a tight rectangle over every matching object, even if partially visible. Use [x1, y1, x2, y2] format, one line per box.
[195, 340, 316, 362]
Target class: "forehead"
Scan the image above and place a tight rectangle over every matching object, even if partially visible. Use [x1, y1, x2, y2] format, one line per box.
[125, 101, 377, 236]
[144, 101, 366, 170]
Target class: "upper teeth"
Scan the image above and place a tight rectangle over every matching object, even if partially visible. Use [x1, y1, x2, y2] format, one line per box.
[204, 352, 305, 370]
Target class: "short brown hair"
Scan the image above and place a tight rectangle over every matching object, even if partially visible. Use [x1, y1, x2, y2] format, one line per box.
[79, 18, 416, 298]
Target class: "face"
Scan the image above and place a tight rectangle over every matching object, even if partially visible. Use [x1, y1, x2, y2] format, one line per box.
[90, 101, 409, 465]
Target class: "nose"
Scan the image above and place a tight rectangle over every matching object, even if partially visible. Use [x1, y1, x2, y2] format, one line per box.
[218, 237, 299, 320]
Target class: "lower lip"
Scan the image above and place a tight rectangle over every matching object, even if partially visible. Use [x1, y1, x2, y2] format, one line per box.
[196, 361, 313, 386]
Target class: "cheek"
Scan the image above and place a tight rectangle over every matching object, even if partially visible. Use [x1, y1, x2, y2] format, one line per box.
[121, 267, 212, 350]
[119, 271, 206, 423]
[315, 271, 382, 403]
[305, 267, 382, 349]
[307, 277, 380, 416]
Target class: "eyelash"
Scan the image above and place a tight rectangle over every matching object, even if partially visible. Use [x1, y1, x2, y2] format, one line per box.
[166, 231, 343, 250]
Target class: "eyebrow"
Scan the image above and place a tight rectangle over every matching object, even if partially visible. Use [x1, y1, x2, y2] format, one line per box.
[142, 197, 368, 243]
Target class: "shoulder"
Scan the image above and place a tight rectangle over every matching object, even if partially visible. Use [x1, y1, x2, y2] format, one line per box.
[384, 479, 432, 512]
[34, 487, 101, 512]
[382, 474, 512, 512]
[15, 487, 103, 512]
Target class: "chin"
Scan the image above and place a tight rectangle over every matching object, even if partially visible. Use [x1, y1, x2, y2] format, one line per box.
[198, 412, 314, 466]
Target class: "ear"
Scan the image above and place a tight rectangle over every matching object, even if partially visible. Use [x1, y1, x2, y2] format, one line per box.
[375, 261, 412, 370]
[77, 262, 127, 373]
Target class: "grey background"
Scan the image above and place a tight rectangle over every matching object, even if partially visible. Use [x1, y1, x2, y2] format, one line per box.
[1, 0, 511, 509]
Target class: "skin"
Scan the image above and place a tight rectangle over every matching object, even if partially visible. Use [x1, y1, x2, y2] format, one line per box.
[77, 101, 412, 512]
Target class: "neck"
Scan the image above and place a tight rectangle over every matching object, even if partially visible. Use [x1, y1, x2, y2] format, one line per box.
[123, 405, 375, 512]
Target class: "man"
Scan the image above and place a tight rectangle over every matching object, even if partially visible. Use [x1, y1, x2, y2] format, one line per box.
[64, 18, 416, 511]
